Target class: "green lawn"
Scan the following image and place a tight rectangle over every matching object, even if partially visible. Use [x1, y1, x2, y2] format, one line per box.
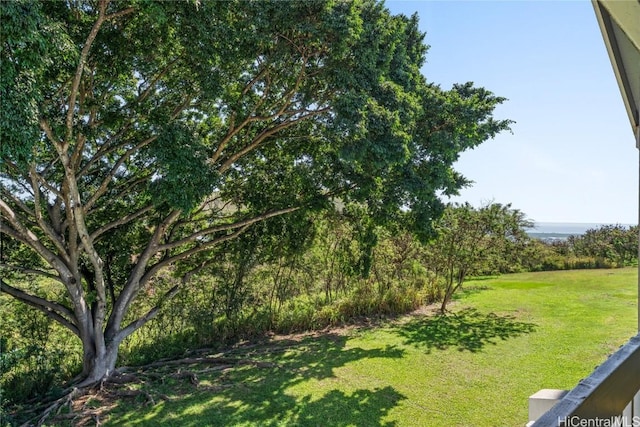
[101, 268, 637, 427]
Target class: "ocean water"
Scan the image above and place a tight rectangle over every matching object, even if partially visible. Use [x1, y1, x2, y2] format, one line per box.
[526, 222, 635, 241]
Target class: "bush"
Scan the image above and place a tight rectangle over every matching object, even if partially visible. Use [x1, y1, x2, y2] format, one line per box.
[273, 298, 318, 333]
[0, 287, 81, 409]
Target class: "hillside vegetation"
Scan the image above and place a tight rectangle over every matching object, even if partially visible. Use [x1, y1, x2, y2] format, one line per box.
[9, 268, 635, 426]
[2, 206, 638, 424]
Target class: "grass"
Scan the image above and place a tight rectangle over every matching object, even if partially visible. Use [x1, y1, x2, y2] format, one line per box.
[60, 268, 640, 426]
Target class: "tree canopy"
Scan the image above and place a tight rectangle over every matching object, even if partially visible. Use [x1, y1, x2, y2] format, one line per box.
[1, 0, 512, 384]
[424, 203, 532, 311]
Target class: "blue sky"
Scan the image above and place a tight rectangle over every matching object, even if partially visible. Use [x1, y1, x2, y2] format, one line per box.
[385, 0, 638, 224]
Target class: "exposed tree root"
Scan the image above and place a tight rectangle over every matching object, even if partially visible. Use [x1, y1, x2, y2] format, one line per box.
[128, 355, 277, 370]
[19, 387, 81, 427]
[108, 388, 156, 406]
[101, 372, 142, 384]
[13, 353, 279, 426]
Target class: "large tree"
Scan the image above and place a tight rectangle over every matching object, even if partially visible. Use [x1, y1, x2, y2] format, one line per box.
[0, 0, 511, 385]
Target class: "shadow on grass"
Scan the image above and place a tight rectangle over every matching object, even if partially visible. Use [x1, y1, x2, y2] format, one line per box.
[454, 284, 492, 299]
[395, 308, 536, 353]
[108, 333, 406, 426]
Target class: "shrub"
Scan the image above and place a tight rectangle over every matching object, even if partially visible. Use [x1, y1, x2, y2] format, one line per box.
[1, 286, 81, 408]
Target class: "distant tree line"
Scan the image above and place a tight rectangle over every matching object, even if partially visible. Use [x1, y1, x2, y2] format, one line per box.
[521, 224, 638, 271]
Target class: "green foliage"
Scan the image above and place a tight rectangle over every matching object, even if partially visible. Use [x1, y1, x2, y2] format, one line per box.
[525, 225, 638, 271]
[4, 192, 634, 417]
[114, 211, 444, 366]
[1, 0, 513, 389]
[0, 0, 74, 165]
[147, 123, 219, 211]
[77, 199, 545, 373]
[94, 269, 636, 427]
[569, 225, 638, 267]
[0, 287, 81, 407]
[424, 202, 533, 310]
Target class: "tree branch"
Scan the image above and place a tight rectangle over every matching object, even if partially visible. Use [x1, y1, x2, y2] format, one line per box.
[106, 210, 182, 338]
[218, 107, 329, 174]
[29, 166, 69, 259]
[90, 204, 155, 241]
[0, 278, 79, 337]
[0, 185, 35, 217]
[157, 206, 299, 252]
[0, 263, 64, 283]
[39, 117, 62, 149]
[84, 136, 157, 212]
[85, 175, 151, 218]
[210, 66, 273, 165]
[0, 200, 73, 279]
[114, 283, 180, 342]
[104, 6, 135, 21]
[31, 168, 64, 199]
[65, 0, 108, 146]
[135, 58, 180, 105]
[140, 223, 254, 287]
[77, 124, 135, 178]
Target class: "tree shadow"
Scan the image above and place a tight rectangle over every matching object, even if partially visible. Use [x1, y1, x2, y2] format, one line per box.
[454, 284, 492, 299]
[105, 333, 407, 426]
[395, 308, 536, 353]
[293, 387, 404, 427]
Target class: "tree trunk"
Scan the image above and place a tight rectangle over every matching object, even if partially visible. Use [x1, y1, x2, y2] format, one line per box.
[78, 340, 120, 387]
[439, 293, 450, 313]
